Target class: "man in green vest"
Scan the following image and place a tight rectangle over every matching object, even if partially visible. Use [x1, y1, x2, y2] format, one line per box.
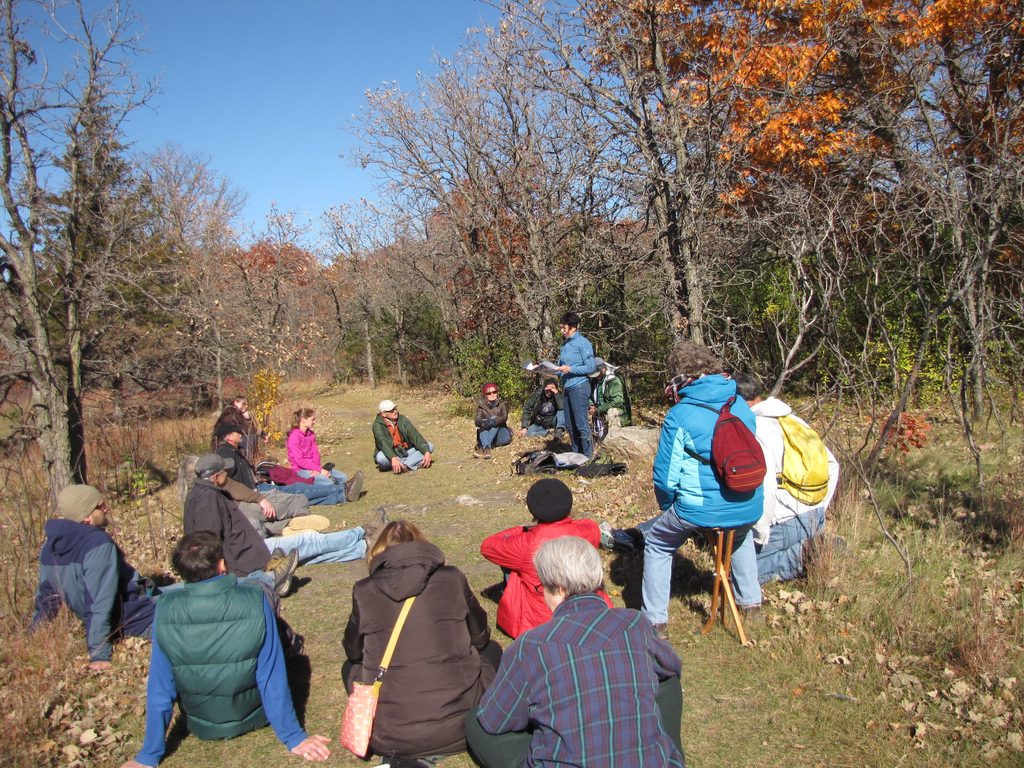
[120, 531, 331, 767]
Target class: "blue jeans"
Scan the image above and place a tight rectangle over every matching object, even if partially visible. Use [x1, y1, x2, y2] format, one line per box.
[297, 467, 347, 486]
[641, 510, 750, 624]
[478, 426, 512, 449]
[524, 410, 565, 436]
[606, 515, 659, 551]
[266, 527, 366, 565]
[375, 442, 434, 471]
[562, 384, 592, 457]
[730, 507, 826, 607]
[257, 481, 345, 506]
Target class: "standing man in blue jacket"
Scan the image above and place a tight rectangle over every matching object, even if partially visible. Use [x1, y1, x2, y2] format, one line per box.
[643, 342, 764, 638]
[33, 485, 157, 670]
[555, 311, 596, 458]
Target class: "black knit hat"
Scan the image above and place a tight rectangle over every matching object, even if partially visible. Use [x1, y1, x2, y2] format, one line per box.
[526, 478, 573, 523]
[215, 421, 243, 439]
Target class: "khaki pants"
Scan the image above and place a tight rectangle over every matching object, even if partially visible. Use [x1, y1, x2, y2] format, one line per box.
[238, 490, 311, 537]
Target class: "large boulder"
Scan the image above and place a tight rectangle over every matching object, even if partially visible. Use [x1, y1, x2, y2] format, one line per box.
[600, 426, 661, 464]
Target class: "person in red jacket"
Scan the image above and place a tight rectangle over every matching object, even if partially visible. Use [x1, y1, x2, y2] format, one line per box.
[480, 478, 607, 638]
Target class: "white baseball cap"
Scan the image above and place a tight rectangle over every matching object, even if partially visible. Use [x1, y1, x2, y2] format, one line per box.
[378, 399, 397, 412]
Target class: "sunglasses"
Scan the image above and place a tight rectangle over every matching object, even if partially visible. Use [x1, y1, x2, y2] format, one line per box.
[664, 374, 695, 403]
[485, 389, 498, 395]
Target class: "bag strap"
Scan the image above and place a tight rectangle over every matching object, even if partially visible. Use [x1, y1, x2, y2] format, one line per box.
[681, 396, 733, 464]
[373, 596, 416, 686]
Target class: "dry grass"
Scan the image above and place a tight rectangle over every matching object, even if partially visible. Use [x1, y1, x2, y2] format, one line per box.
[1, 383, 1022, 766]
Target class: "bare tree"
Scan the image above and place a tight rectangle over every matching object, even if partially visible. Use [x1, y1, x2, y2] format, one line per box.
[145, 143, 244, 408]
[0, 0, 154, 492]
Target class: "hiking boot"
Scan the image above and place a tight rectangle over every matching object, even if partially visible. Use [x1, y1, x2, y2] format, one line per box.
[344, 470, 365, 502]
[598, 522, 643, 553]
[269, 548, 299, 597]
[482, 447, 492, 459]
[741, 605, 764, 624]
[473, 445, 482, 458]
[362, 506, 391, 549]
[652, 623, 670, 641]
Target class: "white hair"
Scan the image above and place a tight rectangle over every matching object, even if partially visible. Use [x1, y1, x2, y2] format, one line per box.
[533, 536, 604, 597]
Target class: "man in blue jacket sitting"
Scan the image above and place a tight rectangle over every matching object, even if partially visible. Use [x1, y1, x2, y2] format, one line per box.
[33, 484, 156, 671]
[643, 342, 764, 638]
[120, 531, 330, 767]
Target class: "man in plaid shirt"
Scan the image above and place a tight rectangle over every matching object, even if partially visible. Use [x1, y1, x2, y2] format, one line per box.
[466, 536, 685, 767]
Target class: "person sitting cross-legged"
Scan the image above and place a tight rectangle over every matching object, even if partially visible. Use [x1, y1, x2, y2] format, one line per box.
[465, 536, 685, 768]
[517, 377, 566, 439]
[372, 399, 434, 473]
[118, 531, 331, 767]
[474, 382, 512, 459]
[480, 478, 607, 639]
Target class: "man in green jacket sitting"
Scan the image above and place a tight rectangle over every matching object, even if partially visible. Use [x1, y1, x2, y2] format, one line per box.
[372, 399, 434, 473]
[120, 531, 331, 767]
[590, 358, 632, 438]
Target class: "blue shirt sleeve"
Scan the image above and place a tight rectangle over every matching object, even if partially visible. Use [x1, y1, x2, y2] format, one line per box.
[569, 336, 595, 375]
[82, 541, 119, 661]
[134, 623, 177, 766]
[256, 596, 307, 750]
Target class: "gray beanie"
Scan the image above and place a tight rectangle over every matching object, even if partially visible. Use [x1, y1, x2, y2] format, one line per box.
[57, 484, 102, 523]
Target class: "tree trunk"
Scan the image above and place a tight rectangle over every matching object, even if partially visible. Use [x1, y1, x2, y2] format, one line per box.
[363, 314, 376, 387]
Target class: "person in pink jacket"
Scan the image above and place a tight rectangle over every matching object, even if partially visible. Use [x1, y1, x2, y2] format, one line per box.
[286, 407, 364, 502]
[480, 478, 609, 638]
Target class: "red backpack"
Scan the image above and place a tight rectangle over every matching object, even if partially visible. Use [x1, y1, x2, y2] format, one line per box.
[684, 396, 767, 494]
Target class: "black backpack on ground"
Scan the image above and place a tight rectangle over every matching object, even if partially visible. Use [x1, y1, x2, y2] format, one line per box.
[512, 450, 559, 475]
[575, 460, 627, 478]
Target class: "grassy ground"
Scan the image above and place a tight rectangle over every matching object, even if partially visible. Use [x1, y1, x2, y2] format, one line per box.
[2, 382, 1022, 767]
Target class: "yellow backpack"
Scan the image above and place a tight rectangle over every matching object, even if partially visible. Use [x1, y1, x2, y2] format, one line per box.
[777, 414, 830, 505]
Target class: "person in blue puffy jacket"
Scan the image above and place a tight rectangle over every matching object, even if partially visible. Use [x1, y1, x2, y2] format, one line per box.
[642, 342, 763, 637]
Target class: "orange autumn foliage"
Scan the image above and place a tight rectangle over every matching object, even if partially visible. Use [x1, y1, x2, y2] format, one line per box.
[589, 0, 1024, 196]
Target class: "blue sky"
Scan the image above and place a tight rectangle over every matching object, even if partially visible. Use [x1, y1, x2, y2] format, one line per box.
[123, 0, 499, 233]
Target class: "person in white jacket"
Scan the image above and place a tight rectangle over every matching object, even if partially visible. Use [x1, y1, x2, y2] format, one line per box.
[728, 374, 841, 612]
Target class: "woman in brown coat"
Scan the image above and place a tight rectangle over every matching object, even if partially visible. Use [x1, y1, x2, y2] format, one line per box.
[342, 521, 501, 765]
[474, 382, 512, 459]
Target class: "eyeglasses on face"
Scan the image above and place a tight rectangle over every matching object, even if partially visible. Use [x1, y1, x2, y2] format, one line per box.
[485, 389, 498, 395]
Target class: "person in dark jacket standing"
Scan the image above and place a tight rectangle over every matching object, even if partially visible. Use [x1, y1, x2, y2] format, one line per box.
[119, 531, 331, 767]
[343, 521, 501, 765]
[555, 311, 596, 457]
[33, 485, 156, 670]
[473, 382, 512, 459]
